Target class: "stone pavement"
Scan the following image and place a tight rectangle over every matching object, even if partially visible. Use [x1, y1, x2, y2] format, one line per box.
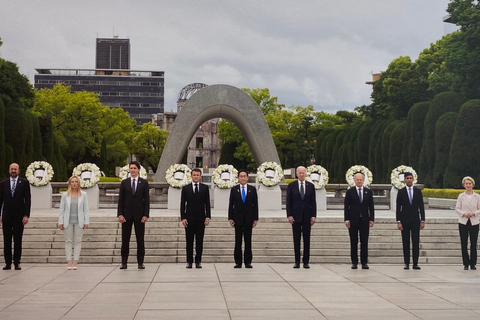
[0, 263, 479, 320]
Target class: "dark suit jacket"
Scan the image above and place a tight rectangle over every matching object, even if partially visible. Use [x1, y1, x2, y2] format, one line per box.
[180, 183, 211, 222]
[286, 180, 317, 223]
[228, 184, 259, 226]
[0, 177, 31, 223]
[396, 186, 425, 225]
[344, 186, 375, 226]
[117, 177, 150, 221]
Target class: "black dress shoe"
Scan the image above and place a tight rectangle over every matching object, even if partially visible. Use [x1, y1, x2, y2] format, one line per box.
[234, 264, 242, 268]
[293, 263, 300, 269]
[14, 264, 21, 270]
[404, 264, 410, 270]
[464, 266, 469, 270]
[3, 265, 11, 270]
[362, 264, 369, 269]
[195, 263, 202, 269]
[471, 265, 477, 270]
[303, 264, 310, 269]
[351, 264, 358, 269]
[186, 263, 193, 269]
[412, 265, 421, 270]
[245, 264, 253, 268]
[120, 264, 127, 269]
[138, 264, 145, 269]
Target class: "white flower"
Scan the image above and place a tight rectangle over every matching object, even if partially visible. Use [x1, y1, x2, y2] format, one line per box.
[119, 164, 148, 180]
[25, 161, 54, 187]
[165, 164, 192, 188]
[257, 162, 284, 187]
[306, 165, 329, 189]
[72, 163, 101, 189]
[212, 164, 238, 189]
[346, 165, 373, 188]
[391, 165, 418, 189]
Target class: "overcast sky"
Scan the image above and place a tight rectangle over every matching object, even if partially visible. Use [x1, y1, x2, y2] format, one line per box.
[0, 0, 456, 113]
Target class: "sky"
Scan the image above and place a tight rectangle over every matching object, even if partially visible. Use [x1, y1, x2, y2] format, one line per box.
[0, 0, 456, 113]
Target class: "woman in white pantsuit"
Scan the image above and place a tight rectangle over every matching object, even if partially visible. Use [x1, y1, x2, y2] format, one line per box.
[59, 176, 89, 270]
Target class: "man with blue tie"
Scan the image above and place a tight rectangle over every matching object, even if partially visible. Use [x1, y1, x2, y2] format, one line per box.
[228, 169, 258, 268]
[286, 166, 316, 269]
[0, 163, 31, 270]
[396, 172, 425, 270]
[344, 172, 375, 270]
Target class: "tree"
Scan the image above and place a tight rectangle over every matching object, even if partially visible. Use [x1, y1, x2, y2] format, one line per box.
[33, 84, 136, 173]
[131, 123, 169, 173]
[404, 101, 430, 171]
[242, 88, 285, 114]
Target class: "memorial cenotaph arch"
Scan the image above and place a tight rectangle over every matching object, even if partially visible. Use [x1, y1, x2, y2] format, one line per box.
[154, 84, 281, 182]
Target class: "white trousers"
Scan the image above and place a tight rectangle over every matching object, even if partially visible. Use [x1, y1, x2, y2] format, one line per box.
[64, 224, 84, 261]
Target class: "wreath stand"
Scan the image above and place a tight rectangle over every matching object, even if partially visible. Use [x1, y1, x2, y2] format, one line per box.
[31, 184, 52, 209]
[258, 185, 281, 211]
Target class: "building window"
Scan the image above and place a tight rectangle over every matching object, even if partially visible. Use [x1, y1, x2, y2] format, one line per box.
[196, 137, 203, 149]
[196, 157, 203, 168]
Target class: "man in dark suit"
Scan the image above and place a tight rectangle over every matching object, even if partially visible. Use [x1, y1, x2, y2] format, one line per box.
[344, 172, 375, 270]
[117, 161, 150, 270]
[228, 169, 258, 268]
[396, 172, 425, 270]
[0, 163, 31, 270]
[180, 168, 211, 269]
[286, 166, 316, 269]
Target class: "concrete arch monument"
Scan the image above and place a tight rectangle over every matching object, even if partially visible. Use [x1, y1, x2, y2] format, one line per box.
[155, 84, 280, 182]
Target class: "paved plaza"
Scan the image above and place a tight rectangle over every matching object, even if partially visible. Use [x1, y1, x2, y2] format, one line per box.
[0, 262, 479, 320]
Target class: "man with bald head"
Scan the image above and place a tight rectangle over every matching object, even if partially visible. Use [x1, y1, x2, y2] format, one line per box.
[0, 163, 31, 270]
[344, 172, 375, 270]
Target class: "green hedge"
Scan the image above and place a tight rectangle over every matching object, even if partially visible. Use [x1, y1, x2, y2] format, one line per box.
[422, 188, 480, 199]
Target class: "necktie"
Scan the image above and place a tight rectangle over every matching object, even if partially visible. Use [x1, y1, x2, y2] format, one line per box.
[11, 179, 16, 197]
[195, 183, 199, 194]
[409, 187, 413, 205]
[242, 186, 246, 203]
[358, 188, 362, 203]
[132, 178, 136, 194]
[300, 182, 305, 200]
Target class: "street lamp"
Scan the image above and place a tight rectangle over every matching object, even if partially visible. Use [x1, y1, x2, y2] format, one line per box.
[304, 140, 316, 165]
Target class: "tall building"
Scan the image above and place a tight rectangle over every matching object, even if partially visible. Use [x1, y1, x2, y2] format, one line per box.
[96, 37, 130, 69]
[34, 37, 164, 124]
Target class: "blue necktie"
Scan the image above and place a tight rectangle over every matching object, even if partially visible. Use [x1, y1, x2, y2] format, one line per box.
[242, 186, 246, 203]
[358, 188, 362, 203]
[409, 187, 413, 205]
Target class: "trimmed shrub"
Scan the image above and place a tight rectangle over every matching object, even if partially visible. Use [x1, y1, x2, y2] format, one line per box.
[444, 99, 480, 188]
[419, 92, 465, 186]
[388, 121, 407, 172]
[404, 101, 430, 169]
[432, 112, 458, 188]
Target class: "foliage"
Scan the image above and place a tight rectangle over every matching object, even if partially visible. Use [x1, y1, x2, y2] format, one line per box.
[432, 112, 458, 188]
[418, 92, 465, 185]
[33, 84, 136, 174]
[444, 99, 480, 188]
[387, 121, 407, 173]
[404, 101, 430, 170]
[0, 60, 35, 110]
[422, 188, 480, 199]
[130, 122, 169, 173]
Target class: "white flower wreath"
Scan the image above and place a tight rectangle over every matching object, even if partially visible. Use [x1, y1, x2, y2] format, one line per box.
[72, 163, 101, 189]
[306, 165, 329, 189]
[25, 161, 54, 187]
[346, 165, 373, 188]
[165, 164, 192, 188]
[212, 164, 238, 189]
[119, 164, 148, 180]
[257, 161, 284, 187]
[391, 165, 418, 189]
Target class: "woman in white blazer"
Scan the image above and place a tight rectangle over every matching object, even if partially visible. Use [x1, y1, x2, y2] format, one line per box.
[59, 176, 89, 270]
[455, 176, 480, 270]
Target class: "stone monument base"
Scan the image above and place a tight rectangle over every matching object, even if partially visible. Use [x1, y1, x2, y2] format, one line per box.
[31, 184, 52, 209]
[214, 187, 230, 210]
[84, 185, 99, 210]
[316, 188, 327, 211]
[258, 185, 281, 211]
[168, 187, 182, 210]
